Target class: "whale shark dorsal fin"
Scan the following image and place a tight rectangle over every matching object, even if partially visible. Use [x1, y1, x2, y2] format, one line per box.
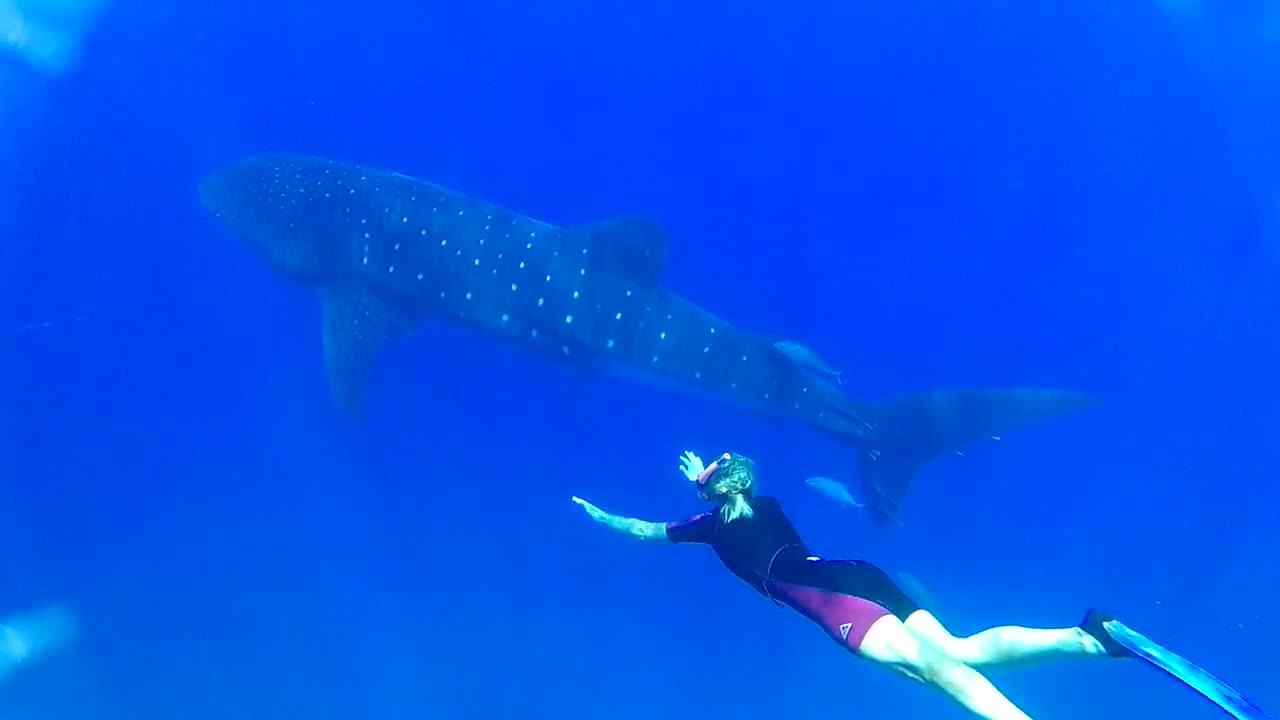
[571, 218, 670, 287]
[319, 286, 415, 418]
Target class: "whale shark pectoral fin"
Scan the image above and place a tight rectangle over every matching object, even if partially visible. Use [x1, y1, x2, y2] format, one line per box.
[571, 218, 670, 287]
[319, 286, 415, 417]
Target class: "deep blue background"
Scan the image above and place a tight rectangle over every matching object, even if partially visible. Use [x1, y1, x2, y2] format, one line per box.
[2, 1, 1278, 718]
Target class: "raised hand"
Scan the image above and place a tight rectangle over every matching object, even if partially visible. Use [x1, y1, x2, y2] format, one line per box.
[678, 451, 705, 482]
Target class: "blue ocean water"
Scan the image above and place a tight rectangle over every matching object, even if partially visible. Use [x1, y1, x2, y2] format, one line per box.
[1, 1, 1277, 718]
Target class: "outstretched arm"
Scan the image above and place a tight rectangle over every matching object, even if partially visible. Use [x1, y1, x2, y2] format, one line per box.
[570, 451, 714, 543]
[572, 496, 669, 541]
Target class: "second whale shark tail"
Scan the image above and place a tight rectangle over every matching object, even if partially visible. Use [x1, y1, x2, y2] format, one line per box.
[850, 387, 1096, 527]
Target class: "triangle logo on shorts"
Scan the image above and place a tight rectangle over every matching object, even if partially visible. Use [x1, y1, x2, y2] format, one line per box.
[839, 623, 853, 640]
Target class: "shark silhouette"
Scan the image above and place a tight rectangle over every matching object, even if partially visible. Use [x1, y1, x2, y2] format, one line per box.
[199, 154, 1093, 526]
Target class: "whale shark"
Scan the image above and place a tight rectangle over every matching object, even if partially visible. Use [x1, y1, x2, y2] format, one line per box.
[199, 154, 1093, 526]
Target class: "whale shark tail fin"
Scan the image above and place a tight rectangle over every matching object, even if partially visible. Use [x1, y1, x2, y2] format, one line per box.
[852, 387, 1096, 527]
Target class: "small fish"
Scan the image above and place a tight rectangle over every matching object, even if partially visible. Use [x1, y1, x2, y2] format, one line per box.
[18, 315, 86, 335]
[774, 340, 844, 385]
[804, 476, 866, 509]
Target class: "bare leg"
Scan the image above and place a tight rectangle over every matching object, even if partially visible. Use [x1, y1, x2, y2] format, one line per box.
[859, 614, 1036, 720]
[905, 610, 1107, 668]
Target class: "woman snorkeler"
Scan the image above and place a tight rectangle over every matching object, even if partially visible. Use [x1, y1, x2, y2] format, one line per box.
[572, 450, 1272, 720]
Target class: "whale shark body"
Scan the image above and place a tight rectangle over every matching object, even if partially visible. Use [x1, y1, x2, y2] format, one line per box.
[200, 154, 1092, 526]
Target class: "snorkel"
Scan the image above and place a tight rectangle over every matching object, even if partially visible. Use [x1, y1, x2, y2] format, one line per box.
[696, 452, 732, 500]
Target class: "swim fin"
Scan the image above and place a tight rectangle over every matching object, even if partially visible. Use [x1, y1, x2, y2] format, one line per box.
[1100, 616, 1275, 720]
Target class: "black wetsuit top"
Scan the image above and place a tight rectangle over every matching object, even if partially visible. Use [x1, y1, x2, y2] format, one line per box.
[665, 495, 815, 598]
[665, 495, 920, 625]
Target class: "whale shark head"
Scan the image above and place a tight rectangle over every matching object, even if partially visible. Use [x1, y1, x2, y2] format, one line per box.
[200, 155, 352, 284]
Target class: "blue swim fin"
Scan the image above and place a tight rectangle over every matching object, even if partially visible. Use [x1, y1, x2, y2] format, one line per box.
[1102, 617, 1275, 720]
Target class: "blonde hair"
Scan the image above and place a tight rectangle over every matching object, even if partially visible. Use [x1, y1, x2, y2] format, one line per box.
[708, 453, 756, 524]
